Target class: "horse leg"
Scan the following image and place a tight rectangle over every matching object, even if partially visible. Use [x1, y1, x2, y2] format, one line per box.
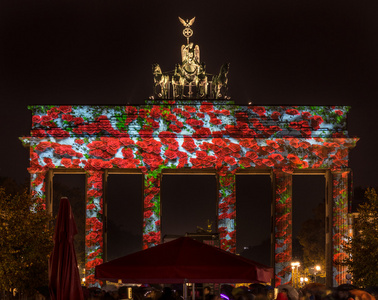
[153, 81, 158, 97]
[161, 78, 168, 99]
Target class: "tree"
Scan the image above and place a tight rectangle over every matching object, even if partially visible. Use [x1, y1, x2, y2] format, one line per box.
[0, 176, 21, 195]
[343, 188, 378, 287]
[0, 187, 54, 297]
[297, 202, 325, 270]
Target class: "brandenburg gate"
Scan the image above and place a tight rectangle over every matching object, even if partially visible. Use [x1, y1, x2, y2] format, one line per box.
[21, 18, 358, 287]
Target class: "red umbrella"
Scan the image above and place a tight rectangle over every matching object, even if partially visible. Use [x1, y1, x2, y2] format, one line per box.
[49, 197, 84, 300]
[95, 237, 273, 284]
[349, 290, 376, 300]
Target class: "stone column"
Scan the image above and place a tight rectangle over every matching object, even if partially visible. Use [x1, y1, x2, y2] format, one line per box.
[272, 171, 293, 287]
[45, 170, 54, 216]
[85, 170, 104, 287]
[217, 173, 236, 253]
[330, 171, 349, 286]
[103, 170, 108, 263]
[143, 172, 161, 249]
[29, 169, 49, 210]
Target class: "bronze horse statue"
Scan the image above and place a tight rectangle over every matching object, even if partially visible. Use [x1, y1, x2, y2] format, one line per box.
[212, 63, 230, 99]
[152, 63, 169, 99]
[195, 62, 208, 98]
[172, 64, 185, 99]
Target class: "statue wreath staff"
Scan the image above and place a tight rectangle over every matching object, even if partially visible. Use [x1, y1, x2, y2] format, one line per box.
[179, 16, 196, 44]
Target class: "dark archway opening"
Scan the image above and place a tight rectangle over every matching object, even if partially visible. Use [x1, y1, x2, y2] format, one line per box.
[161, 175, 217, 240]
[292, 175, 325, 282]
[106, 174, 143, 260]
[236, 175, 271, 266]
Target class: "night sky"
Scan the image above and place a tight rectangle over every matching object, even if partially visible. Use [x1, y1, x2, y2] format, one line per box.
[1, 0, 378, 261]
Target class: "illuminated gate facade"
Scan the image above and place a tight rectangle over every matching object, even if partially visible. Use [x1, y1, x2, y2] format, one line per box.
[21, 26, 358, 287]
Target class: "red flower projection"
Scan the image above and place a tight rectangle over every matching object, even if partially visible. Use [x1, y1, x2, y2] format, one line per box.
[21, 101, 358, 287]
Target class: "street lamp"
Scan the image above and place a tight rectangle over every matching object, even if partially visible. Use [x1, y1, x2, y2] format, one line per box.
[300, 277, 308, 286]
[291, 262, 300, 288]
[314, 265, 321, 283]
[292, 266, 295, 286]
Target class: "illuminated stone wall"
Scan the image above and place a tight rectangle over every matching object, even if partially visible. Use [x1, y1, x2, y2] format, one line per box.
[21, 101, 358, 286]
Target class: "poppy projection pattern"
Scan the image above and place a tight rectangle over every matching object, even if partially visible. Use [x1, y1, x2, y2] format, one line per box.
[218, 174, 236, 252]
[85, 170, 104, 285]
[22, 101, 357, 286]
[332, 172, 349, 286]
[274, 172, 292, 287]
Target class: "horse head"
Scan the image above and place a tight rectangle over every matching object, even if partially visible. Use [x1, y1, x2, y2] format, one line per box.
[152, 63, 162, 76]
[220, 63, 230, 77]
[174, 64, 182, 77]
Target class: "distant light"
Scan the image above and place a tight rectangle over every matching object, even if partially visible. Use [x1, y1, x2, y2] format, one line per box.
[291, 262, 300, 267]
[248, 102, 252, 105]
[221, 294, 229, 300]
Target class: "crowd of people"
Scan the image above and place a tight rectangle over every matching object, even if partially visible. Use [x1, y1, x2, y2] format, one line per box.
[79, 283, 377, 300]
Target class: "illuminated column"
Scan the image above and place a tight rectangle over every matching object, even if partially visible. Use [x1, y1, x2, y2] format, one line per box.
[45, 170, 54, 216]
[85, 170, 104, 287]
[143, 172, 161, 249]
[218, 173, 236, 253]
[272, 170, 293, 286]
[331, 171, 349, 286]
[103, 170, 108, 263]
[29, 169, 48, 210]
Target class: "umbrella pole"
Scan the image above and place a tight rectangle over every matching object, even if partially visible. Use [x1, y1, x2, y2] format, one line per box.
[184, 279, 188, 300]
[193, 283, 195, 300]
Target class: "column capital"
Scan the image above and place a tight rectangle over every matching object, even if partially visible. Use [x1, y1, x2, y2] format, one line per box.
[28, 168, 48, 175]
[330, 168, 350, 175]
[272, 169, 294, 176]
[85, 169, 105, 175]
